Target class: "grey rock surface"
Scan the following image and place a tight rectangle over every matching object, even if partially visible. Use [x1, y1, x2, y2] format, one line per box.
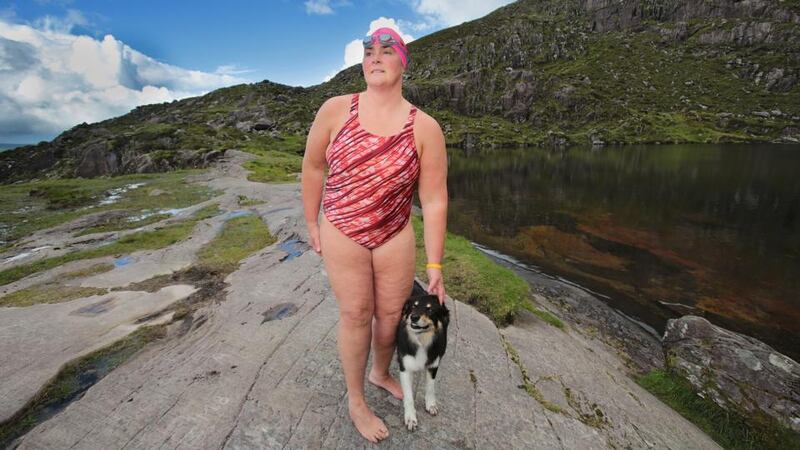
[663, 315, 800, 432]
[0, 285, 196, 423]
[8, 151, 721, 448]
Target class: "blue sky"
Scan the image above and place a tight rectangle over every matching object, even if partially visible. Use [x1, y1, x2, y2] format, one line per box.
[0, 0, 513, 144]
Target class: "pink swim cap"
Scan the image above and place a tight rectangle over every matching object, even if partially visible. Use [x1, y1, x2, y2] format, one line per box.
[365, 27, 409, 69]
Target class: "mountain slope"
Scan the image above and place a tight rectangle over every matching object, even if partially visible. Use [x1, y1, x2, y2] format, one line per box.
[1, 0, 798, 183]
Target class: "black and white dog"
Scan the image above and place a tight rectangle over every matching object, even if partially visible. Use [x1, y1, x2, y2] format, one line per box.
[395, 293, 449, 431]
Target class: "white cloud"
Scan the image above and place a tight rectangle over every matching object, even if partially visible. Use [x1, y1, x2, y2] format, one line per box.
[305, 0, 334, 15]
[304, 0, 352, 16]
[214, 64, 256, 76]
[0, 15, 250, 142]
[322, 17, 414, 83]
[408, 0, 514, 27]
[32, 8, 87, 34]
[315, 1, 512, 85]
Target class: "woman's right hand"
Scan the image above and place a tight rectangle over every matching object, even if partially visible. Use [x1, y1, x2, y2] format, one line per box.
[308, 223, 322, 256]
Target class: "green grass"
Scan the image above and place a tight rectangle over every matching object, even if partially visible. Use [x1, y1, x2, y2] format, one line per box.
[73, 212, 172, 237]
[60, 263, 115, 279]
[195, 214, 276, 273]
[411, 214, 532, 326]
[0, 262, 115, 308]
[0, 284, 108, 307]
[636, 369, 800, 450]
[0, 221, 197, 287]
[520, 301, 565, 329]
[0, 169, 220, 247]
[242, 150, 303, 183]
[191, 203, 223, 220]
[234, 133, 305, 184]
[237, 195, 265, 206]
[499, 333, 567, 414]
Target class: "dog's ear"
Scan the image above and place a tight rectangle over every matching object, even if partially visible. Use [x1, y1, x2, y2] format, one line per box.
[402, 299, 413, 318]
[441, 305, 450, 328]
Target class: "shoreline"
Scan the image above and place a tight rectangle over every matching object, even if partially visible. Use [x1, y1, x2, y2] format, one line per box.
[0, 150, 786, 448]
[469, 238, 666, 376]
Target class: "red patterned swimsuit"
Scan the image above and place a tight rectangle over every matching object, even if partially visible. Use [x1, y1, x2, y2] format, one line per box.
[323, 92, 421, 250]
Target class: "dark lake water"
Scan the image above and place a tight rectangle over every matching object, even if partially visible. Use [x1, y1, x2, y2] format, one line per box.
[435, 143, 800, 361]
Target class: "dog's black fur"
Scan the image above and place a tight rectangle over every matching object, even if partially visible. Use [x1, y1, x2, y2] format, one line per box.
[395, 293, 449, 430]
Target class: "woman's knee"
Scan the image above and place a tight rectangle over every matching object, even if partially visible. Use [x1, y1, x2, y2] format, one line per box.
[374, 305, 403, 323]
[373, 311, 402, 340]
[339, 302, 374, 327]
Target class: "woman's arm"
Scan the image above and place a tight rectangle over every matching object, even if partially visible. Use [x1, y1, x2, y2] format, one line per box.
[417, 114, 448, 270]
[301, 97, 337, 250]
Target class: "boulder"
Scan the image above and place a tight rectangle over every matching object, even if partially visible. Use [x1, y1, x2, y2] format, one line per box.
[74, 142, 118, 178]
[663, 315, 800, 432]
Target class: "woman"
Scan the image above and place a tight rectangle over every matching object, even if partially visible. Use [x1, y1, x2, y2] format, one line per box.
[301, 27, 448, 443]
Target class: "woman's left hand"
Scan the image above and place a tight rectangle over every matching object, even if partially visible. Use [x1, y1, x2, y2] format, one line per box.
[427, 268, 446, 305]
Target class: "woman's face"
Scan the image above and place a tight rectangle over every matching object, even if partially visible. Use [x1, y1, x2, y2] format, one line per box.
[362, 44, 404, 84]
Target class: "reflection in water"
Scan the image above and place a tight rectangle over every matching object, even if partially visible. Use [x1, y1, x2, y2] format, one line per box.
[430, 143, 800, 361]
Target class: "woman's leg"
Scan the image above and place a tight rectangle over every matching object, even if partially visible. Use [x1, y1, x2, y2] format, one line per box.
[319, 214, 389, 443]
[369, 219, 416, 400]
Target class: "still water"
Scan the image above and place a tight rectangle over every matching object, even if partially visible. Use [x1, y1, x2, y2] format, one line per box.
[438, 143, 800, 361]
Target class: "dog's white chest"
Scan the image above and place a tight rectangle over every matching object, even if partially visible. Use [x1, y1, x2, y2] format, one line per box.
[401, 346, 439, 372]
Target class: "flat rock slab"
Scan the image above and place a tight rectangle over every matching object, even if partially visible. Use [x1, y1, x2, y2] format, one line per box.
[503, 310, 719, 449]
[0, 284, 197, 424]
[78, 204, 225, 289]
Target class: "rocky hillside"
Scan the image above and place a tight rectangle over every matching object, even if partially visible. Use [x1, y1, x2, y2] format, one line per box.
[1, 0, 798, 183]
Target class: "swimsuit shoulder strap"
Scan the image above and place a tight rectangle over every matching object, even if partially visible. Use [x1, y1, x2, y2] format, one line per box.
[350, 92, 359, 115]
[401, 103, 418, 131]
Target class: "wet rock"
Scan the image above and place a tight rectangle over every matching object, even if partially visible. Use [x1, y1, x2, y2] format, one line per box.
[663, 315, 800, 433]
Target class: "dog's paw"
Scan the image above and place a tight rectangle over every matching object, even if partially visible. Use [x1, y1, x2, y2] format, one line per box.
[425, 402, 438, 416]
[404, 412, 418, 431]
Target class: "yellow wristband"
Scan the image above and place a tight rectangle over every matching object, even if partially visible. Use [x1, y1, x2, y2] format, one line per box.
[426, 263, 442, 269]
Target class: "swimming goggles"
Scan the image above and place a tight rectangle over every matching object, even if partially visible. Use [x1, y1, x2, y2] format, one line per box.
[362, 33, 400, 48]
[363, 33, 409, 65]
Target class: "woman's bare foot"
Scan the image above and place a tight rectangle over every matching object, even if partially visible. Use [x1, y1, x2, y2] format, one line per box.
[348, 397, 389, 443]
[368, 371, 404, 400]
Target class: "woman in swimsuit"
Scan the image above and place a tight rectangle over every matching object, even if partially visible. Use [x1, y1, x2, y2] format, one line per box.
[300, 27, 448, 443]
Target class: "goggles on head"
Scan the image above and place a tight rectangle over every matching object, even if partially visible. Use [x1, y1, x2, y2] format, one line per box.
[362, 33, 409, 66]
[362, 33, 400, 48]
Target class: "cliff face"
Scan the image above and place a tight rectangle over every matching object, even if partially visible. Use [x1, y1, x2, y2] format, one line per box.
[398, 0, 798, 141]
[2, 0, 798, 183]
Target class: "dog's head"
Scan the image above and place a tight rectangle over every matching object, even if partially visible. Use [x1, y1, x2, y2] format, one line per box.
[401, 294, 449, 334]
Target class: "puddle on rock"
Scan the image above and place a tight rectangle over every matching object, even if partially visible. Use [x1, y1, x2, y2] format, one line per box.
[1, 245, 51, 265]
[261, 302, 298, 323]
[224, 210, 254, 221]
[70, 297, 116, 316]
[264, 206, 293, 215]
[278, 239, 308, 262]
[114, 255, 133, 267]
[98, 182, 147, 206]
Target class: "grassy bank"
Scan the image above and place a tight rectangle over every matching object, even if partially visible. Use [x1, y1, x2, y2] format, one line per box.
[636, 370, 800, 450]
[195, 213, 276, 273]
[0, 204, 222, 288]
[410, 213, 562, 329]
[238, 134, 304, 183]
[0, 169, 220, 251]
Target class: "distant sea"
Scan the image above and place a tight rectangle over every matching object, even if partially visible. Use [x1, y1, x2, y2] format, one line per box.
[0, 143, 28, 152]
